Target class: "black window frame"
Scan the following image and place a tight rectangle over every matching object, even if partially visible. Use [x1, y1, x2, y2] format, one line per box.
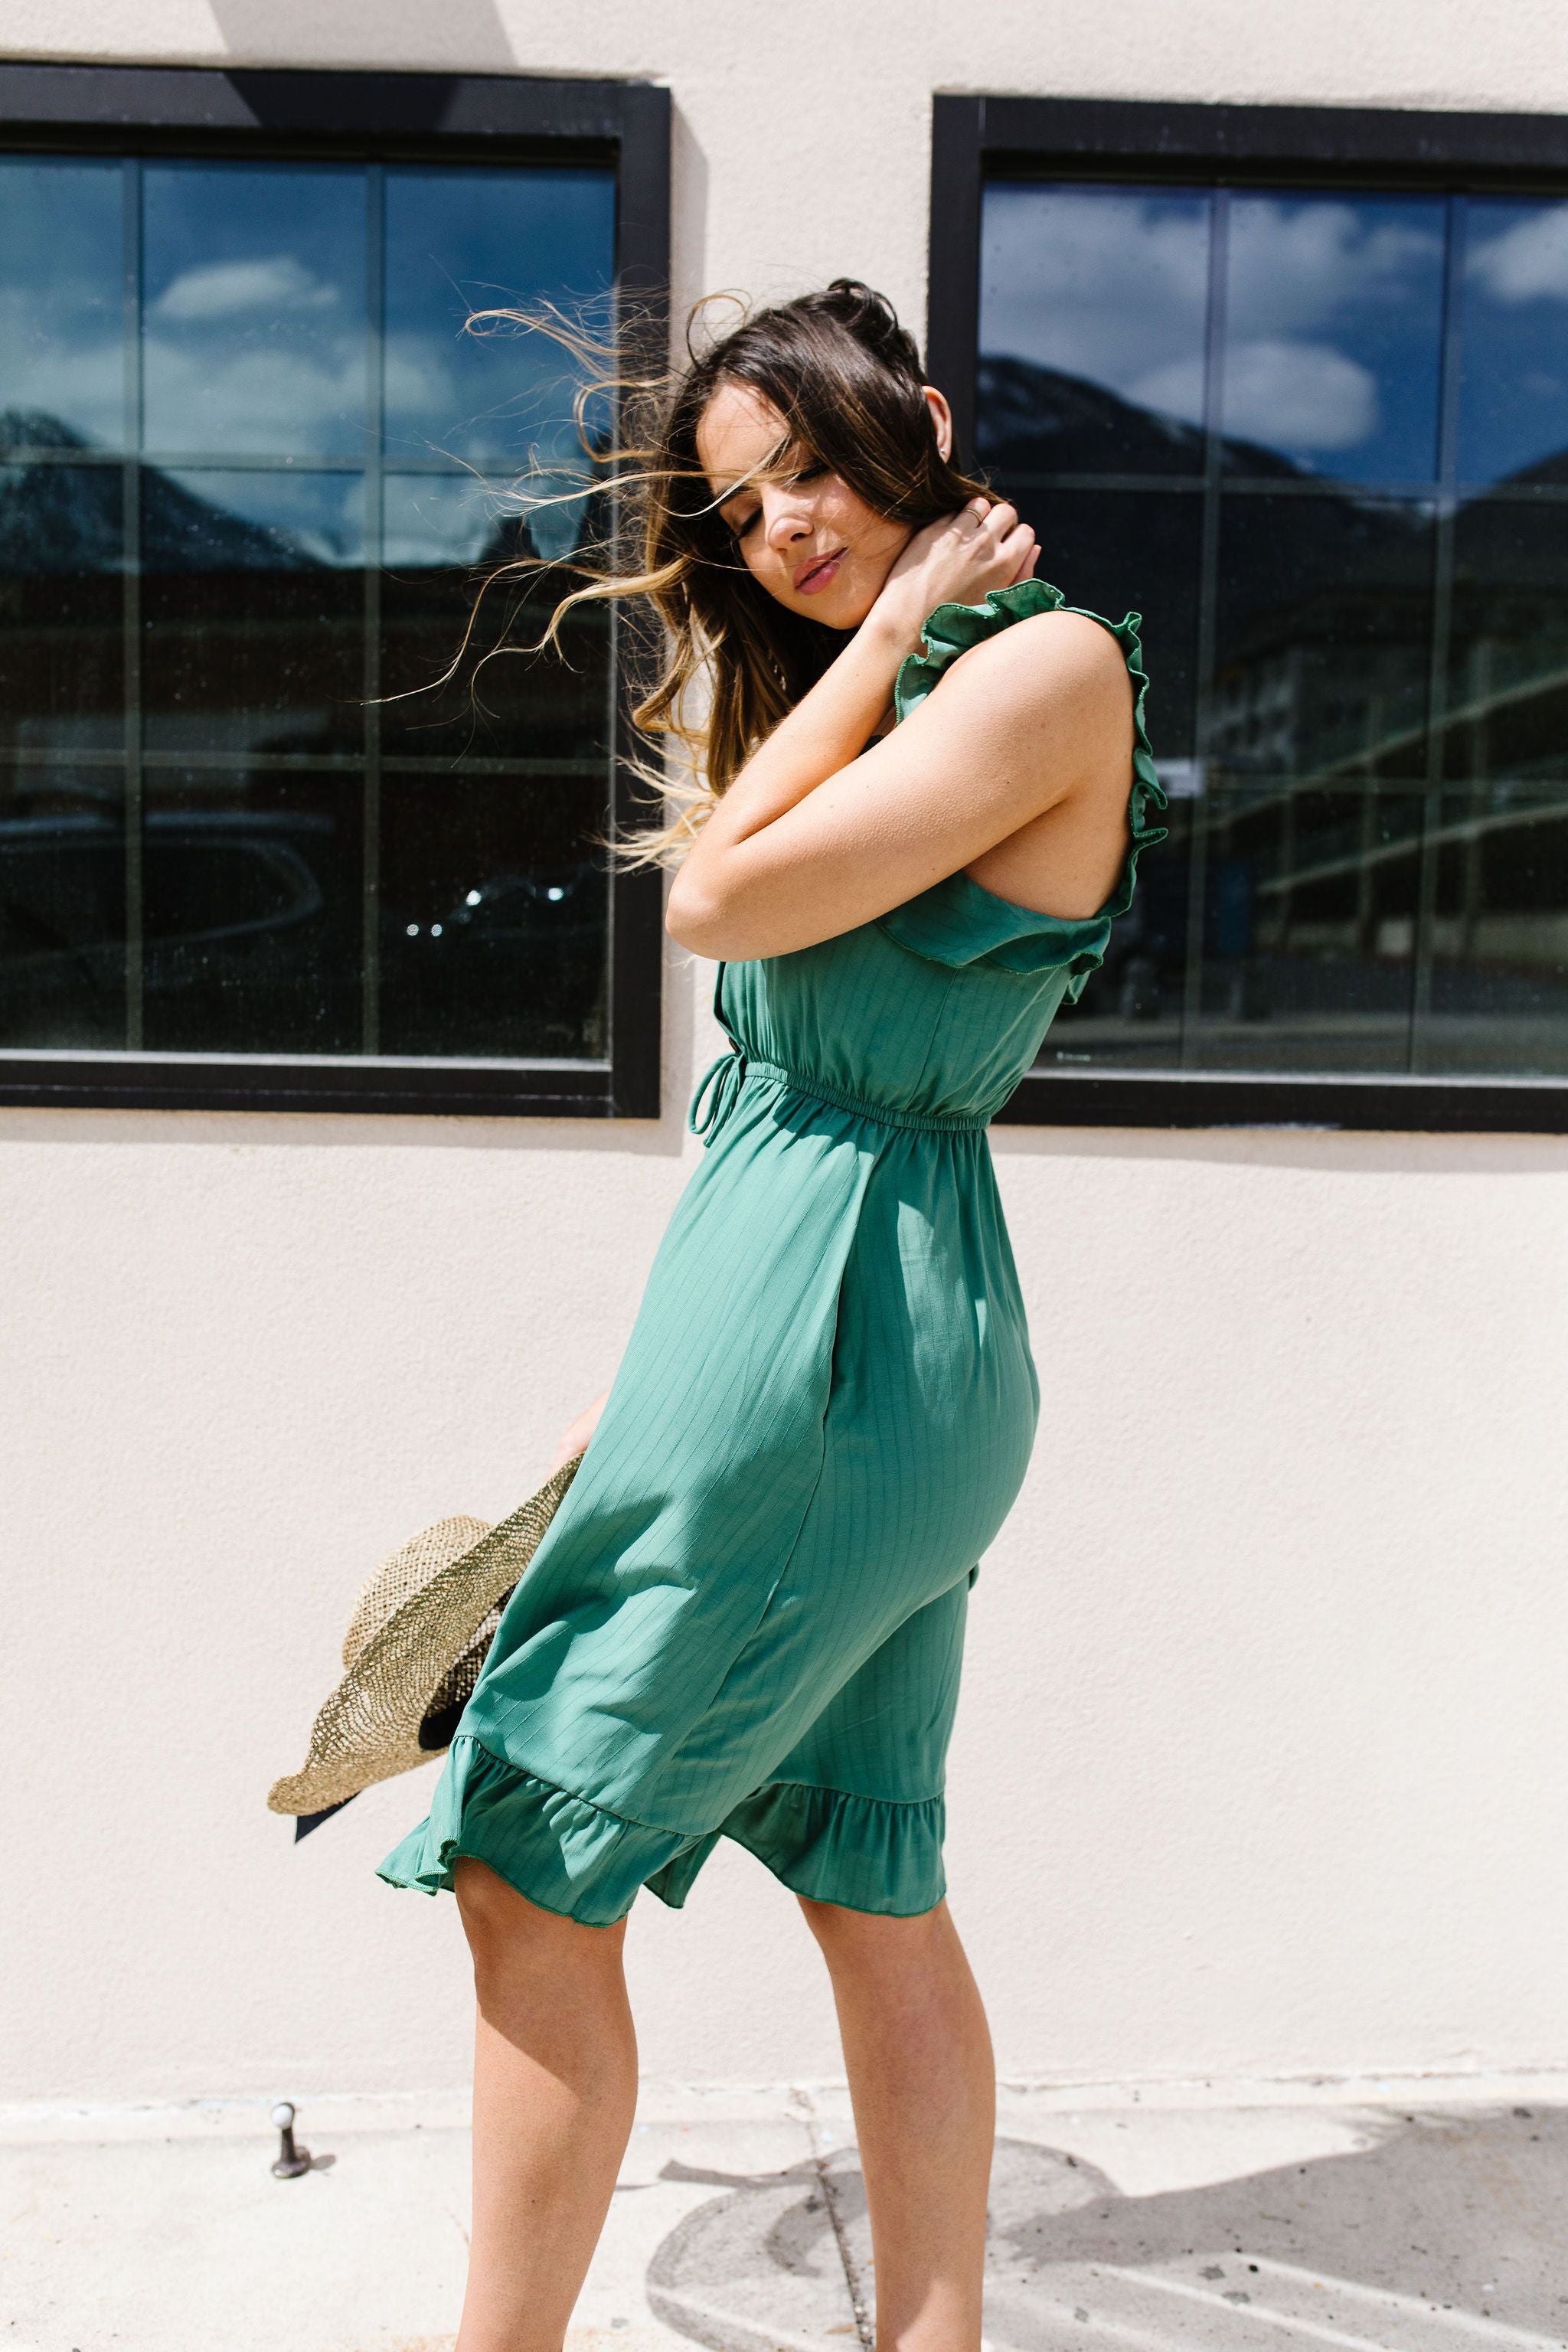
[933, 93, 1568, 1134]
[0, 60, 668, 1119]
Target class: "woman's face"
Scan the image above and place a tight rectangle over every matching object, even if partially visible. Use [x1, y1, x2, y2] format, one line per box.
[696, 380, 950, 632]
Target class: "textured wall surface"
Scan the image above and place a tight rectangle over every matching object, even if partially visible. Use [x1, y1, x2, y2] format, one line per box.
[5, 0, 1568, 2102]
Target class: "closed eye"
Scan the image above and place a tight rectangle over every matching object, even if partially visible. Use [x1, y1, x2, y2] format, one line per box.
[722, 457, 827, 543]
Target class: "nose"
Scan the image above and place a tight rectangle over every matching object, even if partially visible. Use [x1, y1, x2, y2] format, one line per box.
[762, 483, 812, 551]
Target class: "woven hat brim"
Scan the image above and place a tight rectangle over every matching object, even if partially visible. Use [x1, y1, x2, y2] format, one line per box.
[339, 1514, 492, 1673]
[268, 1451, 583, 1816]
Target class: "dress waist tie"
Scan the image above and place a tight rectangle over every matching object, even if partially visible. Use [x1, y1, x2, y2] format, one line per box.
[688, 1045, 749, 1143]
[689, 1046, 991, 1146]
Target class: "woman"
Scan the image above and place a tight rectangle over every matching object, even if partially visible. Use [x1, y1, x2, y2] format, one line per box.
[381, 280, 1165, 2352]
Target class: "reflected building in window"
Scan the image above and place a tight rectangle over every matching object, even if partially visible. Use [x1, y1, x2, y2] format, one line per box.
[977, 180, 1568, 1079]
[0, 152, 617, 1070]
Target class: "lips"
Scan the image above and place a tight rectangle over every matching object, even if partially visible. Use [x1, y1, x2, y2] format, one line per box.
[795, 547, 846, 595]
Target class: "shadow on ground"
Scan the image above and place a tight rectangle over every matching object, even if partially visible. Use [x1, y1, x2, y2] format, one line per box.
[648, 2107, 1568, 2352]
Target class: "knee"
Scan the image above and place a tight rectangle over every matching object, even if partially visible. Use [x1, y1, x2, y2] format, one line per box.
[799, 1893, 949, 1972]
[455, 1859, 624, 2003]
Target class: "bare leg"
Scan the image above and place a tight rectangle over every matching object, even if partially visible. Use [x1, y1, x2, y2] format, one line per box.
[801, 1897, 994, 2352]
[454, 1860, 638, 2352]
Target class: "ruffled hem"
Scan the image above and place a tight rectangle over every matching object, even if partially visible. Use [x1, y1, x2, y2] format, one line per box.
[719, 1779, 947, 1917]
[377, 1739, 947, 1924]
[376, 1735, 704, 1928]
[879, 579, 1168, 996]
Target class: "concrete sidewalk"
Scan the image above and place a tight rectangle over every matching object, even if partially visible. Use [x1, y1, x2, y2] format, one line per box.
[3, 2073, 1565, 2352]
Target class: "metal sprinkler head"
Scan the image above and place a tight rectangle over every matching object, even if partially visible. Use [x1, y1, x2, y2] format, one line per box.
[270, 2099, 312, 2179]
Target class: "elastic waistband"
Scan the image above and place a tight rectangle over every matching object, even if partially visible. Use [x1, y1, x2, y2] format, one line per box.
[688, 1047, 988, 1145]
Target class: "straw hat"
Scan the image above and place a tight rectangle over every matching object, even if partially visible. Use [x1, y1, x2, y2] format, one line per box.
[268, 1451, 583, 1835]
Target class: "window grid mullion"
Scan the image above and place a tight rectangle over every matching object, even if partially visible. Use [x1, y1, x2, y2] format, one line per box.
[361, 161, 385, 1058]
[1410, 194, 1468, 1073]
[122, 156, 144, 1050]
[1181, 186, 1229, 1067]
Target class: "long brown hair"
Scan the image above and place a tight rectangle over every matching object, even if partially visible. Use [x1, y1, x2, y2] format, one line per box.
[464, 279, 991, 864]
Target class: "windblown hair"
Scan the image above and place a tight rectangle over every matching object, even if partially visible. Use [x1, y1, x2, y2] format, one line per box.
[464, 279, 991, 864]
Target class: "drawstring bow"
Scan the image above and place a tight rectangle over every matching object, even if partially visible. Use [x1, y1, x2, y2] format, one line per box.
[688, 1043, 748, 1143]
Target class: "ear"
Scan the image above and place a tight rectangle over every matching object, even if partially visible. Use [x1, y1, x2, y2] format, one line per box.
[923, 385, 954, 461]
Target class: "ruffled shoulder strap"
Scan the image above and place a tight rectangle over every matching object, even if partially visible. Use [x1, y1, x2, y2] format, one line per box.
[877, 579, 1168, 989]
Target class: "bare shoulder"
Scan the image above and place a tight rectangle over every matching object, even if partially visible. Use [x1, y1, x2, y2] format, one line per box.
[923, 610, 1133, 801]
[974, 606, 1127, 688]
[936, 607, 1131, 723]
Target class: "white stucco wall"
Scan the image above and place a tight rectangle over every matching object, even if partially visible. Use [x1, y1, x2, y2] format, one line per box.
[5, 0, 1568, 2105]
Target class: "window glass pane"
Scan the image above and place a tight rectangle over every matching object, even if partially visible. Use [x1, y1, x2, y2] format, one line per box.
[1423, 783, 1568, 1074]
[1011, 487, 1203, 760]
[0, 765, 125, 1047]
[1447, 499, 1568, 787]
[0, 462, 124, 756]
[1038, 799, 1194, 1070]
[384, 165, 615, 492]
[0, 158, 123, 451]
[1186, 779, 1423, 1070]
[379, 771, 608, 1059]
[978, 185, 1210, 475]
[1223, 195, 1446, 483]
[0, 144, 624, 1083]
[381, 473, 610, 763]
[141, 769, 361, 1053]
[142, 468, 364, 756]
[1432, 498, 1568, 1073]
[1199, 494, 1436, 1073]
[977, 168, 1568, 1093]
[1459, 199, 1568, 486]
[142, 164, 367, 459]
[1214, 494, 1436, 782]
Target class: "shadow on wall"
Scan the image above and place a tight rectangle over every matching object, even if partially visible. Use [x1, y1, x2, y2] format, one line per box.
[648, 2109, 1566, 2347]
[205, 0, 521, 69]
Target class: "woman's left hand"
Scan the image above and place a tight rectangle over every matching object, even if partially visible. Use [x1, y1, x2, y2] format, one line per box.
[871, 498, 1040, 646]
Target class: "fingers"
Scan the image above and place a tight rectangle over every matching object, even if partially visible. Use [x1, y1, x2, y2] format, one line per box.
[980, 497, 1018, 542]
[994, 495, 1037, 583]
[938, 494, 1039, 590]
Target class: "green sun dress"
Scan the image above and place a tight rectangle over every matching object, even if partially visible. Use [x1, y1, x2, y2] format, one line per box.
[379, 581, 1166, 1925]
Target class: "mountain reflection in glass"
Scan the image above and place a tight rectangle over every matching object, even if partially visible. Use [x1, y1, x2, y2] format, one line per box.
[0, 154, 614, 1062]
[0, 160, 124, 449]
[979, 175, 1568, 1080]
[0, 464, 125, 757]
[384, 168, 616, 495]
[979, 185, 1210, 475]
[142, 472, 366, 758]
[380, 475, 612, 775]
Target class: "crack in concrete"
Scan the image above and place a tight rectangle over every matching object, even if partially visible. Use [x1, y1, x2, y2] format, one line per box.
[797, 2094, 871, 2352]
